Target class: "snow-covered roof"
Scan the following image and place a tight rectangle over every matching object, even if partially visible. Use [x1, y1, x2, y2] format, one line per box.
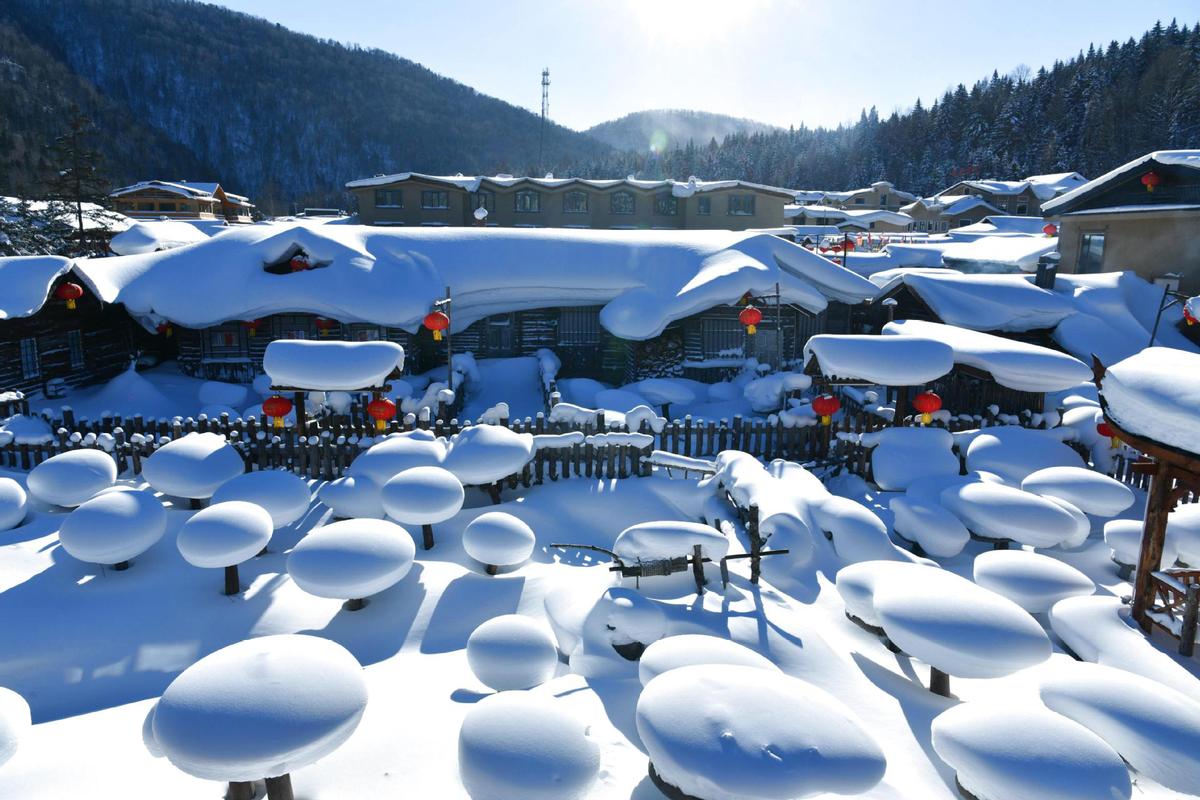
[1102, 346, 1200, 455]
[1043, 151, 1200, 214]
[69, 225, 878, 339]
[822, 181, 917, 204]
[0, 256, 73, 320]
[789, 205, 913, 227]
[345, 172, 796, 199]
[804, 334, 954, 385]
[884, 319, 1092, 392]
[108, 220, 216, 256]
[109, 181, 218, 201]
[949, 216, 1048, 237]
[882, 271, 1073, 332]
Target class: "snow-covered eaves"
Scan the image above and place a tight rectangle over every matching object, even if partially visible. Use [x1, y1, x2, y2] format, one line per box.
[821, 181, 917, 204]
[69, 225, 879, 340]
[0, 255, 72, 320]
[1102, 346, 1200, 455]
[950, 216, 1047, 236]
[345, 172, 797, 199]
[884, 271, 1074, 332]
[1024, 172, 1088, 200]
[1059, 204, 1200, 217]
[108, 219, 217, 256]
[790, 206, 913, 228]
[109, 180, 218, 201]
[1042, 151, 1200, 215]
[938, 196, 1003, 217]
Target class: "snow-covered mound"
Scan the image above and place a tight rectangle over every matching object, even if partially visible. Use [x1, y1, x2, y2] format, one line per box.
[803, 334, 953, 385]
[1103, 519, 1176, 567]
[72, 225, 878, 340]
[862, 427, 959, 491]
[0, 478, 28, 531]
[176, 500, 274, 570]
[939, 481, 1081, 548]
[197, 380, 248, 409]
[972, 549, 1094, 612]
[931, 702, 1131, 800]
[465, 615, 558, 691]
[0, 414, 54, 446]
[638, 634, 779, 686]
[632, 378, 696, 407]
[0, 687, 31, 769]
[26, 449, 117, 507]
[612, 521, 729, 597]
[872, 564, 1050, 678]
[963, 426, 1083, 484]
[286, 518, 416, 602]
[58, 488, 167, 566]
[347, 430, 446, 484]
[1038, 661, 1200, 794]
[108, 219, 210, 256]
[317, 475, 384, 519]
[571, 587, 667, 678]
[1020, 466, 1134, 517]
[380, 467, 464, 525]
[442, 425, 535, 486]
[891, 272, 1075, 332]
[210, 470, 310, 528]
[742, 372, 812, 413]
[80, 364, 178, 419]
[0, 255, 71, 320]
[141, 433, 244, 500]
[150, 634, 367, 782]
[461, 512, 536, 571]
[1102, 346, 1200, 453]
[812, 494, 918, 563]
[1168, 501, 1200, 565]
[263, 340, 405, 391]
[636, 665, 886, 800]
[457, 691, 599, 800]
[834, 559, 937, 629]
[889, 497, 970, 557]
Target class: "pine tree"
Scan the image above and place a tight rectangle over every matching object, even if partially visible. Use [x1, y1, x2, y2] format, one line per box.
[44, 107, 109, 255]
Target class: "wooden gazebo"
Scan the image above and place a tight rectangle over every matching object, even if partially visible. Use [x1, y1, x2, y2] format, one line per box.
[1093, 356, 1200, 657]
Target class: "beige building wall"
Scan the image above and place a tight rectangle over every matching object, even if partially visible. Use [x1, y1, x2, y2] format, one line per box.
[355, 177, 471, 226]
[1055, 209, 1200, 293]
[940, 181, 1042, 215]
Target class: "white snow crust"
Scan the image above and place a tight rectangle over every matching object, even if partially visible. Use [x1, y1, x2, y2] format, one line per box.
[0, 256, 72, 320]
[442, 425, 534, 485]
[461, 512, 536, 569]
[0, 478, 28, 531]
[863, 427, 959, 491]
[972, 549, 1094, 612]
[211, 470, 311, 528]
[380, 467, 464, 525]
[317, 476, 384, 519]
[939, 481, 1081, 548]
[963, 426, 1083, 484]
[612, 520, 729, 596]
[1020, 466, 1134, 517]
[347, 430, 446, 485]
[1103, 346, 1200, 455]
[637, 634, 779, 686]
[0, 687, 31, 769]
[889, 497, 970, 557]
[804, 334, 953, 385]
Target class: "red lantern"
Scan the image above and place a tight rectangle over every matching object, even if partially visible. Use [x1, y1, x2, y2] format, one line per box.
[912, 391, 943, 425]
[314, 317, 337, 337]
[1141, 171, 1161, 192]
[1042, 223, 1058, 237]
[242, 319, 264, 336]
[367, 397, 397, 431]
[1184, 297, 1199, 326]
[1096, 420, 1120, 448]
[739, 305, 763, 335]
[423, 310, 450, 341]
[289, 254, 311, 272]
[156, 322, 172, 338]
[262, 394, 293, 429]
[54, 282, 84, 310]
[811, 393, 841, 425]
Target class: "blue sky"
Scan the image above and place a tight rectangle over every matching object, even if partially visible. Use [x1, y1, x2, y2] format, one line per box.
[215, 0, 1196, 131]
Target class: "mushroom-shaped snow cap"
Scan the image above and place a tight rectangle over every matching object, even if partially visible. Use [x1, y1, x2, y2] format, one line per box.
[317, 475, 384, 519]
[347, 430, 446, 484]
[0, 478, 28, 531]
[211, 470, 311, 528]
[58, 487, 167, 565]
[462, 512, 535, 570]
[442, 424, 534, 486]
[26, 449, 117, 507]
[940, 481, 1080, 548]
[176, 501, 273, 568]
[834, 560, 935, 630]
[380, 466, 464, 525]
[889, 496, 970, 558]
[638, 634, 779, 686]
[152, 634, 368, 782]
[873, 566, 1051, 678]
[613, 520, 729, 597]
[142, 432, 244, 499]
[637, 665, 887, 800]
[1038, 661, 1200, 794]
[1167, 503, 1200, 565]
[458, 691, 599, 800]
[973, 549, 1094, 613]
[0, 687, 31, 769]
[465, 614, 558, 691]
[286, 519, 415, 601]
[964, 427, 1084, 484]
[1104, 518, 1178, 567]
[1020, 465, 1135, 517]
[931, 702, 1131, 800]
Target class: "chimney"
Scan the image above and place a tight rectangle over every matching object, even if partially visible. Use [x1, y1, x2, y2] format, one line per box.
[1034, 251, 1060, 290]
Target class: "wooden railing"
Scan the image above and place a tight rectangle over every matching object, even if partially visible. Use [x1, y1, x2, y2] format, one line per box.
[1149, 569, 1200, 657]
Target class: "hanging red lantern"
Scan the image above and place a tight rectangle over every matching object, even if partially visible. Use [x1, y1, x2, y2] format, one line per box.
[1042, 223, 1058, 237]
[156, 322, 173, 338]
[242, 319, 264, 336]
[1184, 297, 1199, 326]
[262, 394, 293, 430]
[1096, 420, 1120, 448]
[367, 397, 397, 431]
[423, 310, 450, 341]
[912, 391, 943, 425]
[314, 317, 337, 337]
[1141, 171, 1161, 192]
[811, 394, 841, 425]
[54, 282, 84, 310]
[289, 254, 311, 272]
[739, 305, 763, 335]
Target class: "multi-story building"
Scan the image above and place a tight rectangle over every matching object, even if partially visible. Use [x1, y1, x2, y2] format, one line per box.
[934, 172, 1086, 216]
[109, 180, 255, 223]
[345, 173, 795, 231]
[822, 181, 917, 212]
[900, 195, 1003, 233]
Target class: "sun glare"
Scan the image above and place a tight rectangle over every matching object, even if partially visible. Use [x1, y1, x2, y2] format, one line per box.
[626, 0, 768, 46]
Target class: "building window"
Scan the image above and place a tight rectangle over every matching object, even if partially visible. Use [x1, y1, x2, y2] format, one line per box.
[610, 191, 635, 215]
[697, 196, 711, 215]
[957, 218, 972, 227]
[854, 197, 866, 205]
[67, 330, 85, 369]
[653, 193, 678, 216]
[137, 202, 154, 212]
[879, 194, 888, 206]
[1015, 203, 1028, 215]
[421, 190, 449, 210]
[210, 329, 240, 349]
[1077, 233, 1106, 274]
[159, 202, 177, 212]
[997, 201, 1008, 212]
[374, 190, 403, 208]
[563, 190, 589, 214]
[473, 191, 494, 212]
[702, 318, 745, 357]
[19, 338, 39, 379]
[728, 195, 756, 216]
[515, 190, 541, 213]
[558, 308, 600, 345]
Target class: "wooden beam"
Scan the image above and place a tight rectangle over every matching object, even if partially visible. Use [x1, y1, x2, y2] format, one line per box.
[1133, 460, 1173, 630]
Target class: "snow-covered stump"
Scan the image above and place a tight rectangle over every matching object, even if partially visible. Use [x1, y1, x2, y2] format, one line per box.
[462, 512, 535, 575]
[58, 487, 168, 571]
[26, 449, 117, 508]
[380, 466, 464, 550]
[176, 501, 274, 596]
[286, 519, 416, 611]
[466, 615, 558, 691]
[142, 432, 244, 507]
[442, 424, 534, 505]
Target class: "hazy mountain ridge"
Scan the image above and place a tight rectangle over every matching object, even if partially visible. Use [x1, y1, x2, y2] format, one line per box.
[585, 109, 779, 153]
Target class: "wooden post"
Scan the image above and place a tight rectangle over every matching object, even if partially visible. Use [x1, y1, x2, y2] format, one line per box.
[293, 391, 307, 436]
[892, 385, 910, 427]
[929, 667, 951, 697]
[748, 503, 762, 584]
[1133, 461, 1173, 630]
[224, 565, 240, 596]
[691, 544, 705, 595]
[226, 781, 255, 800]
[265, 774, 293, 800]
[422, 523, 435, 551]
[1181, 583, 1200, 658]
[343, 598, 366, 611]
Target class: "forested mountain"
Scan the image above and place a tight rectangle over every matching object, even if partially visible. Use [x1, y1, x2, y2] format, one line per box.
[586, 110, 778, 153]
[0, 0, 1197, 211]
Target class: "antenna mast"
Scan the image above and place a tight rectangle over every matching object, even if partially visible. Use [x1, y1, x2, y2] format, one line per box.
[538, 67, 550, 173]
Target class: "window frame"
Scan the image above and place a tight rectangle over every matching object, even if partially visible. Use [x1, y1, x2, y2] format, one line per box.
[653, 193, 679, 216]
[562, 190, 589, 214]
[1077, 232, 1106, 274]
[1015, 202, 1028, 215]
[610, 191, 636, 215]
[558, 308, 601, 346]
[514, 190, 542, 214]
[421, 189, 450, 210]
[19, 338, 39, 379]
[374, 189, 404, 208]
[472, 191, 494, 212]
[67, 330, 85, 370]
[696, 196, 712, 215]
[727, 194, 756, 216]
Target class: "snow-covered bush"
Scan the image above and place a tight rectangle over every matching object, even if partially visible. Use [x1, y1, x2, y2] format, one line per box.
[26, 449, 117, 507]
[176, 501, 273, 595]
[863, 427, 959, 491]
[442, 425, 534, 487]
[142, 432, 243, 500]
[317, 475, 384, 520]
[571, 587, 666, 677]
[461, 512, 535, 574]
[380, 466, 464, 549]
[287, 519, 416, 610]
[0, 478, 28, 531]
[465, 614, 558, 691]
[972, 549, 1094, 613]
[211, 470, 311, 528]
[742, 371, 811, 413]
[0, 687, 31, 769]
[1020, 466, 1134, 517]
[638, 634, 779, 686]
[58, 488, 167, 569]
[347, 429, 446, 485]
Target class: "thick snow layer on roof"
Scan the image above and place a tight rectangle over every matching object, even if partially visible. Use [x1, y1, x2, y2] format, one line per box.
[1101, 346, 1200, 453]
[346, 172, 795, 198]
[804, 334, 953, 385]
[0, 256, 72, 319]
[109, 180, 218, 200]
[894, 273, 1073, 331]
[1043, 151, 1200, 213]
[884, 320, 1091, 392]
[950, 215, 1050, 236]
[108, 220, 213, 256]
[70, 225, 876, 337]
[263, 340, 404, 391]
[937, 235, 1057, 272]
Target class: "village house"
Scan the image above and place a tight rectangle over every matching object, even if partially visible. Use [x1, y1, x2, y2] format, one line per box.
[345, 173, 794, 231]
[935, 172, 1086, 216]
[109, 180, 255, 224]
[785, 204, 914, 233]
[1043, 151, 1200, 294]
[822, 181, 917, 212]
[900, 195, 1003, 233]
